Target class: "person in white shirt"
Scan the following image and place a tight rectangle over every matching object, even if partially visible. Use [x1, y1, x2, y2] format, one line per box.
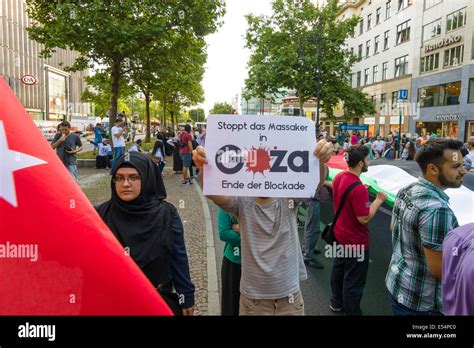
[371, 135, 385, 158]
[129, 139, 143, 153]
[95, 139, 112, 169]
[110, 118, 127, 173]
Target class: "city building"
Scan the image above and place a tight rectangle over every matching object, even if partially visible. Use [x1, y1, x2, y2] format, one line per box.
[0, 0, 90, 127]
[341, 0, 417, 138]
[410, 0, 474, 142]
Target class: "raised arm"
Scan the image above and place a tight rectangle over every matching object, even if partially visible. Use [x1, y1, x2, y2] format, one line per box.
[192, 146, 231, 207]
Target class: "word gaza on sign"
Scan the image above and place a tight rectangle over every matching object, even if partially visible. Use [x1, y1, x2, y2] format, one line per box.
[203, 114, 320, 198]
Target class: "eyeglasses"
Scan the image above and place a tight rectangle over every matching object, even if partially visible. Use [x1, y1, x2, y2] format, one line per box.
[113, 175, 141, 184]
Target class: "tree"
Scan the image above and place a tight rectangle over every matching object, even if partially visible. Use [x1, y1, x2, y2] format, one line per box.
[210, 102, 233, 114]
[26, 0, 225, 135]
[245, 0, 375, 122]
[188, 108, 205, 123]
[81, 69, 135, 118]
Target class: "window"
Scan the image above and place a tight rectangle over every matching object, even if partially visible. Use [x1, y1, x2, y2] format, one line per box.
[422, 19, 442, 42]
[382, 62, 388, 80]
[358, 44, 363, 58]
[381, 93, 387, 111]
[351, 47, 354, 56]
[447, 8, 466, 32]
[357, 71, 361, 87]
[392, 91, 398, 109]
[424, 0, 442, 10]
[371, 96, 377, 107]
[366, 40, 371, 57]
[376, 8, 381, 24]
[384, 30, 390, 49]
[374, 35, 380, 54]
[418, 81, 461, 107]
[420, 53, 439, 73]
[444, 45, 464, 67]
[396, 20, 411, 44]
[468, 78, 474, 103]
[373, 65, 379, 83]
[386, 1, 392, 19]
[367, 14, 372, 30]
[364, 68, 370, 85]
[395, 55, 408, 77]
[359, 19, 364, 35]
[398, 0, 412, 11]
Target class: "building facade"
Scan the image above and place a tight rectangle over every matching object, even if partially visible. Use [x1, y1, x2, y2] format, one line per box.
[0, 0, 89, 125]
[410, 0, 474, 142]
[341, 0, 417, 138]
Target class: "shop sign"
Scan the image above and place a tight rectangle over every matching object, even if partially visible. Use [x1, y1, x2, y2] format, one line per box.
[436, 113, 461, 121]
[21, 74, 38, 85]
[424, 35, 462, 53]
[364, 117, 375, 125]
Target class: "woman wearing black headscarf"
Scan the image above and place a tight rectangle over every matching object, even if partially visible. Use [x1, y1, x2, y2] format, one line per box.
[96, 152, 195, 315]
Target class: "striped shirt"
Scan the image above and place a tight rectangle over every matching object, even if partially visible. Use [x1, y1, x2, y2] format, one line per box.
[218, 197, 307, 299]
[385, 178, 459, 313]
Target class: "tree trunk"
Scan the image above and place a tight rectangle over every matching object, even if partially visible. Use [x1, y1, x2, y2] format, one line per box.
[171, 109, 175, 131]
[163, 98, 167, 129]
[145, 91, 151, 143]
[299, 96, 304, 118]
[108, 59, 121, 146]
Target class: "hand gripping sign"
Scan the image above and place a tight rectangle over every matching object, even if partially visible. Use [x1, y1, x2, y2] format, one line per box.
[203, 115, 319, 198]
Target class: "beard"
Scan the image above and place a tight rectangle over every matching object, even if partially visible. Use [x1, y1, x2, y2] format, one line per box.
[361, 163, 369, 173]
[438, 171, 463, 188]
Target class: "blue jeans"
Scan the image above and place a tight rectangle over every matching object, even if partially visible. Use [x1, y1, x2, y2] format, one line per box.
[303, 199, 321, 260]
[330, 250, 370, 315]
[67, 164, 78, 181]
[110, 146, 126, 174]
[390, 295, 443, 316]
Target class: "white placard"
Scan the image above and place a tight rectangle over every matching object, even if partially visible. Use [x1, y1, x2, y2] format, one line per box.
[203, 115, 320, 198]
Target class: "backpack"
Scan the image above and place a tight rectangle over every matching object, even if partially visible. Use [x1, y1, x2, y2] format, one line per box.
[164, 141, 174, 156]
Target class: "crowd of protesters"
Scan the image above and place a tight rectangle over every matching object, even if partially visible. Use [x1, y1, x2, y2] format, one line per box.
[52, 116, 473, 317]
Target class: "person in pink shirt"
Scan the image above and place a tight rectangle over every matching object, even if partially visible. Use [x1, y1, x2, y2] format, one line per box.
[350, 132, 359, 146]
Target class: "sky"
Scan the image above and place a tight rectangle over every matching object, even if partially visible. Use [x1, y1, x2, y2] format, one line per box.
[200, 0, 273, 115]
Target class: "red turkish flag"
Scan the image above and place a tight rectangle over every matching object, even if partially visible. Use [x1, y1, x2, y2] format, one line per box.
[0, 76, 172, 315]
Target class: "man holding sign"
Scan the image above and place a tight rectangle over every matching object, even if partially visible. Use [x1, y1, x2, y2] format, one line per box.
[193, 115, 332, 315]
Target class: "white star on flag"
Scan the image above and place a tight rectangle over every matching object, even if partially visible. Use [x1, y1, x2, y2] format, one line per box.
[0, 120, 47, 207]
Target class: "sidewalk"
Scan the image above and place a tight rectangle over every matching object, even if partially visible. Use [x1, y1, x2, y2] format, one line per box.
[77, 160, 219, 315]
[160, 166, 216, 316]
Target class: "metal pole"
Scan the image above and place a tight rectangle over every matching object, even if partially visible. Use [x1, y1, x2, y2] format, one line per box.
[398, 106, 403, 159]
[315, 14, 322, 136]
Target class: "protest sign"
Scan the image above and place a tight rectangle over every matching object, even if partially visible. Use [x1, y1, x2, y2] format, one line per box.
[203, 115, 319, 198]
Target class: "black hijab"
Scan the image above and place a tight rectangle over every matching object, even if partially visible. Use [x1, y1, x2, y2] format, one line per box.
[96, 152, 176, 268]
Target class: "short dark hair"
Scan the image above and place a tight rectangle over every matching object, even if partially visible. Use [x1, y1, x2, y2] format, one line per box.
[346, 145, 369, 168]
[58, 121, 71, 128]
[415, 138, 464, 173]
[184, 124, 191, 132]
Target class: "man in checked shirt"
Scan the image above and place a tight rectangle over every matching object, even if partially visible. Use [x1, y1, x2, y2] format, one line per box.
[386, 138, 467, 315]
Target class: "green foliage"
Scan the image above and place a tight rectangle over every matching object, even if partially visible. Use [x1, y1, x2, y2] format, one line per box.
[188, 108, 206, 122]
[245, 0, 375, 119]
[26, 0, 225, 126]
[210, 102, 233, 115]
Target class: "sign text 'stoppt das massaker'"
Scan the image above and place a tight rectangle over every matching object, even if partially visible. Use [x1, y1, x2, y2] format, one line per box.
[203, 115, 319, 198]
